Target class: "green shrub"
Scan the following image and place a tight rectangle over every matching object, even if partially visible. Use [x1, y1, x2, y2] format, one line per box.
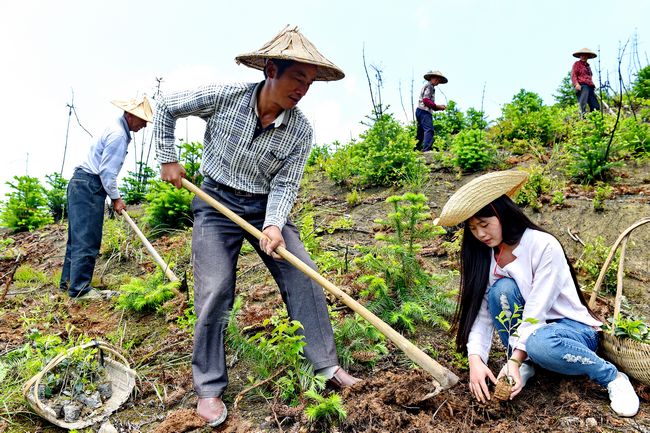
[575, 236, 619, 294]
[119, 163, 156, 205]
[514, 165, 555, 211]
[565, 112, 624, 184]
[178, 141, 203, 185]
[332, 313, 388, 369]
[144, 180, 193, 233]
[617, 116, 650, 155]
[450, 129, 495, 172]
[306, 143, 332, 170]
[592, 183, 613, 212]
[355, 193, 455, 333]
[1, 175, 53, 232]
[326, 113, 422, 189]
[632, 65, 650, 99]
[432, 100, 465, 139]
[100, 217, 142, 261]
[553, 72, 578, 108]
[305, 388, 347, 424]
[492, 89, 570, 147]
[116, 269, 178, 312]
[45, 173, 67, 221]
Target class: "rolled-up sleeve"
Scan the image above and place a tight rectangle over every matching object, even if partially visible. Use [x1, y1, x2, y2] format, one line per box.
[154, 84, 220, 164]
[264, 129, 313, 230]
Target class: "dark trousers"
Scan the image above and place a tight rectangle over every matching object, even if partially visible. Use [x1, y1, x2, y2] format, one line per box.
[576, 84, 600, 115]
[191, 178, 338, 397]
[60, 169, 107, 297]
[415, 108, 435, 151]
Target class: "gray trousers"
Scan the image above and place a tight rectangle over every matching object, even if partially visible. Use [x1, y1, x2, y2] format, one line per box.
[191, 178, 338, 397]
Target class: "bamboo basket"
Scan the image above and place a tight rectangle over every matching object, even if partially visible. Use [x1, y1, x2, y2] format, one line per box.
[588, 217, 650, 386]
[22, 341, 136, 429]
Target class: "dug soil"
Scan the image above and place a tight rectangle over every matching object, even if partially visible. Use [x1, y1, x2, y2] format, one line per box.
[1, 160, 649, 433]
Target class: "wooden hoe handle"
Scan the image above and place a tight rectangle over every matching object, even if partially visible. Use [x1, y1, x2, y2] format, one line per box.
[182, 178, 459, 389]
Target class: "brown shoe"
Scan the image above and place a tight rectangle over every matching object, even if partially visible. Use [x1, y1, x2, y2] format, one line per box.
[197, 397, 228, 427]
[327, 367, 361, 389]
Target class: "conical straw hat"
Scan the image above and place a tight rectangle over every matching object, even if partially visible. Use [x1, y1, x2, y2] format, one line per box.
[111, 96, 153, 122]
[235, 25, 344, 81]
[423, 70, 448, 83]
[433, 170, 529, 226]
[573, 48, 597, 59]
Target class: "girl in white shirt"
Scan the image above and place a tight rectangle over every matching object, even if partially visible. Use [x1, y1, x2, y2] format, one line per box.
[434, 170, 639, 417]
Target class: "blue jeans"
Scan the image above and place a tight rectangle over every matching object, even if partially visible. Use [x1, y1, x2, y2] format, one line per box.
[191, 177, 338, 397]
[487, 277, 617, 387]
[415, 108, 434, 151]
[60, 169, 107, 297]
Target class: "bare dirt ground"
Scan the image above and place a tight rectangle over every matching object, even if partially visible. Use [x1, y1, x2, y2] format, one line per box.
[1, 160, 649, 433]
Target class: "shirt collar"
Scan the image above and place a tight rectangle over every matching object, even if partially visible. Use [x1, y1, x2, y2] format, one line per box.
[249, 81, 289, 128]
[119, 115, 132, 143]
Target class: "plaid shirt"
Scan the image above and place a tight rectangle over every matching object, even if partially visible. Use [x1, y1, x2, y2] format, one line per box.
[571, 60, 595, 87]
[154, 82, 313, 229]
[417, 83, 437, 113]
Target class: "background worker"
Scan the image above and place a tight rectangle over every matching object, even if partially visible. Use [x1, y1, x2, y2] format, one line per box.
[415, 70, 447, 152]
[571, 47, 601, 115]
[60, 97, 153, 300]
[154, 26, 360, 427]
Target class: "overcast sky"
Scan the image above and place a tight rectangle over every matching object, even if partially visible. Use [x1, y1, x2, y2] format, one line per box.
[1, 0, 648, 197]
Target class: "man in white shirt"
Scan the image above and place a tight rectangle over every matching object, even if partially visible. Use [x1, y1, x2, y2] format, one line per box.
[60, 97, 152, 300]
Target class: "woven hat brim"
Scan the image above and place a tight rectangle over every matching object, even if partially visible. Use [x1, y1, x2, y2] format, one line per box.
[235, 54, 344, 81]
[235, 26, 344, 81]
[423, 72, 448, 83]
[111, 97, 153, 123]
[573, 49, 597, 59]
[434, 170, 529, 226]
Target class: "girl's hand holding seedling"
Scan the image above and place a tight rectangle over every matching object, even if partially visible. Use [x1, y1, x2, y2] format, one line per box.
[468, 354, 498, 403]
[497, 349, 527, 399]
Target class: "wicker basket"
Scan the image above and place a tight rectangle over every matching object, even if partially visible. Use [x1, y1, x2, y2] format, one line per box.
[22, 341, 136, 429]
[588, 217, 650, 386]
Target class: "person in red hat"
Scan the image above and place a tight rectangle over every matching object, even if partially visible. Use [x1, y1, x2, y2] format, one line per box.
[571, 48, 601, 115]
[60, 97, 153, 300]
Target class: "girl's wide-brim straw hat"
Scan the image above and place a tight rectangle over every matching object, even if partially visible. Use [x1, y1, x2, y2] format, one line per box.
[573, 48, 597, 59]
[235, 25, 344, 81]
[111, 96, 154, 122]
[433, 170, 529, 226]
[423, 70, 448, 83]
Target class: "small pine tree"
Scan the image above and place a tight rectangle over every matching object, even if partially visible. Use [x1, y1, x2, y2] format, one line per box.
[1, 176, 53, 232]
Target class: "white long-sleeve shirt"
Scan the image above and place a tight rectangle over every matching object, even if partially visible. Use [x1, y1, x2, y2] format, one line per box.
[466, 228, 602, 363]
[77, 116, 131, 200]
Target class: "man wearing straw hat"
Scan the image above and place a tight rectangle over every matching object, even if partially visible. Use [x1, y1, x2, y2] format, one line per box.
[60, 97, 153, 300]
[571, 48, 601, 115]
[415, 70, 447, 152]
[154, 26, 360, 427]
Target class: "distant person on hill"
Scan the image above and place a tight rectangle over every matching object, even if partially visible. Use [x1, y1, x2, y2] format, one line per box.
[434, 170, 640, 417]
[415, 70, 447, 152]
[153, 26, 360, 427]
[60, 97, 153, 300]
[571, 48, 601, 115]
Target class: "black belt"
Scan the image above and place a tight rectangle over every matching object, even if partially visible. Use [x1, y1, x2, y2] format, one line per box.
[211, 181, 267, 198]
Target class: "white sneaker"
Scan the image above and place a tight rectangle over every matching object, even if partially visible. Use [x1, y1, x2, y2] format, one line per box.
[607, 373, 639, 417]
[519, 362, 535, 388]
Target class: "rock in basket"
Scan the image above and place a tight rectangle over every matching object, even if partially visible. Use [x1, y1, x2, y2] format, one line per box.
[22, 341, 136, 429]
[588, 217, 650, 386]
